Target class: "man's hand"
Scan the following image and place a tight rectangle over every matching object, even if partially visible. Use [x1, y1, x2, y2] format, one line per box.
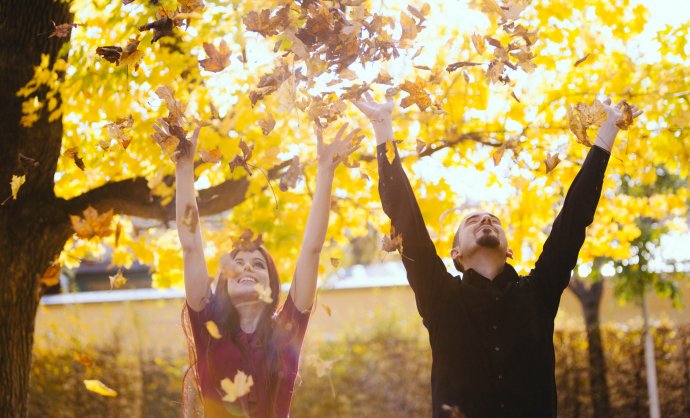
[594, 97, 643, 152]
[315, 122, 363, 173]
[351, 92, 394, 145]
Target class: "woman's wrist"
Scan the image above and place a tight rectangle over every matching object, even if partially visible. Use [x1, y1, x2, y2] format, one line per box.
[372, 121, 393, 145]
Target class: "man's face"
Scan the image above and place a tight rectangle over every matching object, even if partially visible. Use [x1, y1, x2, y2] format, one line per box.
[455, 211, 510, 257]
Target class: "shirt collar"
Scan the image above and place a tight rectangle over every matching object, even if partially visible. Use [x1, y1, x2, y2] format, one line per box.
[463, 263, 519, 290]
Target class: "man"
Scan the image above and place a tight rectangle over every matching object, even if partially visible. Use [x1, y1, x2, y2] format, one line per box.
[353, 94, 641, 418]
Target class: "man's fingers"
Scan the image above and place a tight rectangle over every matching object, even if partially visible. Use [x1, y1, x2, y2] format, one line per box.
[335, 122, 349, 140]
[364, 91, 375, 102]
[603, 97, 612, 106]
[344, 127, 362, 142]
[633, 109, 644, 118]
[314, 123, 324, 148]
[190, 126, 202, 149]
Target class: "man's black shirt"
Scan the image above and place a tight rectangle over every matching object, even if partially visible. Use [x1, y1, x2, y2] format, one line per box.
[376, 143, 610, 418]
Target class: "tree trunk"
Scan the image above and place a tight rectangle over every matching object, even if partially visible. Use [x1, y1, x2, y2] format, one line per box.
[641, 292, 661, 418]
[568, 275, 611, 418]
[0, 1, 74, 416]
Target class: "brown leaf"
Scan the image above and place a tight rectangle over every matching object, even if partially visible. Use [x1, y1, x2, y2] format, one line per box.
[567, 100, 607, 146]
[95, 46, 122, 64]
[138, 16, 174, 43]
[400, 12, 418, 41]
[199, 40, 231, 72]
[105, 115, 134, 149]
[615, 101, 633, 130]
[574, 53, 590, 67]
[446, 61, 481, 73]
[258, 113, 276, 136]
[510, 91, 521, 103]
[231, 228, 263, 252]
[471, 33, 486, 55]
[229, 140, 254, 175]
[199, 147, 222, 163]
[109, 269, 127, 289]
[399, 77, 432, 111]
[182, 204, 198, 233]
[416, 139, 427, 154]
[119, 37, 142, 70]
[279, 156, 303, 192]
[50, 22, 79, 38]
[63, 147, 85, 171]
[71, 206, 114, 240]
[491, 140, 517, 166]
[40, 261, 61, 288]
[381, 225, 403, 254]
[544, 153, 561, 174]
[114, 222, 122, 247]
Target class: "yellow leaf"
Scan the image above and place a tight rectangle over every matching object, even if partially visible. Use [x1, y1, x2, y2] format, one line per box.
[322, 303, 332, 317]
[330, 258, 340, 268]
[544, 153, 561, 174]
[254, 284, 273, 304]
[83, 380, 117, 397]
[385, 140, 396, 164]
[221, 370, 253, 402]
[40, 261, 61, 287]
[11, 175, 25, 200]
[205, 320, 222, 339]
[109, 269, 127, 289]
[71, 207, 114, 240]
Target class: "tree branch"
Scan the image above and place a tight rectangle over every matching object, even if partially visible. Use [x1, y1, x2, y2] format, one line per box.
[63, 159, 292, 221]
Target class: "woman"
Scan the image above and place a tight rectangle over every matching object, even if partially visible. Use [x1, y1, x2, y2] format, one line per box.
[176, 123, 361, 417]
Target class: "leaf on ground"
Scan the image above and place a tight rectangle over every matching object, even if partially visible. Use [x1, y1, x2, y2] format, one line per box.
[199, 40, 231, 72]
[83, 380, 117, 397]
[205, 320, 222, 339]
[10, 175, 25, 200]
[544, 153, 561, 174]
[109, 269, 127, 289]
[221, 371, 253, 402]
[70, 206, 114, 240]
[616, 101, 633, 130]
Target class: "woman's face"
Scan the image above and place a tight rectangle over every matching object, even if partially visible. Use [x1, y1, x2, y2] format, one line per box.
[221, 250, 272, 303]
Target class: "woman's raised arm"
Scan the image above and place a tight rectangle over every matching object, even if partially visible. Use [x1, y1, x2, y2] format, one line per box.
[173, 126, 211, 311]
[290, 124, 362, 312]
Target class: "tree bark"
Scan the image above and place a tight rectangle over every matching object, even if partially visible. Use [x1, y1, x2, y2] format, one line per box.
[568, 274, 612, 418]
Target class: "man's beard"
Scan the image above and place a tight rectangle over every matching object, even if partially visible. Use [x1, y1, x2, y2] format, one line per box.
[476, 233, 500, 248]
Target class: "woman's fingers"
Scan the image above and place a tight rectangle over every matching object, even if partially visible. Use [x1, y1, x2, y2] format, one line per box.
[603, 97, 612, 106]
[334, 122, 349, 141]
[314, 123, 324, 148]
[364, 91, 375, 102]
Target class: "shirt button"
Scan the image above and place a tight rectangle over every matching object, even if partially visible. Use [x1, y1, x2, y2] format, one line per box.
[492, 324, 498, 330]
[500, 403, 505, 408]
[497, 374, 503, 380]
[495, 296, 500, 301]
[494, 346, 500, 351]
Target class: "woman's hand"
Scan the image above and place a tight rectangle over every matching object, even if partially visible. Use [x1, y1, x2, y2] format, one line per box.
[351, 92, 394, 145]
[316, 122, 363, 173]
[594, 97, 643, 152]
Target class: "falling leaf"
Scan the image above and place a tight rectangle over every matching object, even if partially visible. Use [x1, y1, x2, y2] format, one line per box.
[446, 61, 481, 73]
[567, 99, 607, 146]
[70, 206, 114, 240]
[544, 153, 561, 173]
[114, 222, 122, 247]
[199, 40, 231, 72]
[382, 225, 403, 254]
[313, 356, 335, 378]
[64, 147, 85, 171]
[109, 269, 127, 289]
[399, 77, 432, 111]
[73, 351, 93, 367]
[105, 115, 134, 149]
[615, 101, 633, 130]
[258, 113, 276, 135]
[491, 140, 517, 166]
[231, 228, 263, 252]
[40, 261, 61, 288]
[441, 404, 467, 418]
[199, 147, 222, 163]
[511, 91, 521, 103]
[221, 371, 253, 402]
[205, 321, 222, 339]
[471, 33, 485, 55]
[119, 37, 143, 70]
[416, 139, 427, 154]
[385, 140, 396, 164]
[486, 59, 505, 84]
[10, 175, 25, 200]
[400, 12, 418, 41]
[95, 46, 122, 63]
[322, 303, 332, 317]
[574, 53, 590, 67]
[254, 284, 273, 304]
[279, 156, 303, 192]
[330, 258, 340, 268]
[138, 16, 174, 43]
[229, 140, 254, 175]
[49, 22, 80, 38]
[373, 69, 394, 85]
[83, 380, 118, 397]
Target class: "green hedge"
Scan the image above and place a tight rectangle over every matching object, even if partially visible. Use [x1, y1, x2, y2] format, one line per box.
[29, 320, 690, 417]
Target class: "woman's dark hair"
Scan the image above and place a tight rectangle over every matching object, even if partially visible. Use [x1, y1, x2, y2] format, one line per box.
[206, 246, 282, 417]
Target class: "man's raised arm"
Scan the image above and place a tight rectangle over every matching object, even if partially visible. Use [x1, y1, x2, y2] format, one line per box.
[532, 98, 643, 316]
[352, 94, 454, 322]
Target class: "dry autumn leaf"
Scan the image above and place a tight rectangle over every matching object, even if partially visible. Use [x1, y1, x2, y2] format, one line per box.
[70, 206, 114, 240]
[446, 61, 481, 73]
[63, 147, 85, 171]
[182, 204, 198, 233]
[254, 284, 273, 304]
[114, 222, 122, 247]
[544, 153, 561, 174]
[574, 53, 590, 67]
[471, 33, 485, 55]
[567, 99, 607, 146]
[322, 303, 332, 317]
[385, 140, 396, 164]
[199, 147, 222, 163]
[83, 380, 118, 397]
[199, 40, 231, 72]
[616, 101, 633, 130]
[279, 156, 303, 192]
[105, 115, 134, 149]
[221, 371, 253, 402]
[119, 37, 143, 70]
[382, 225, 403, 254]
[10, 175, 25, 200]
[205, 320, 222, 339]
[416, 139, 427, 154]
[138, 16, 174, 43]
[109, 269, 127, 289]
[400, 11, 418, 42]
[258, 113, 276, 136]
[229, 140, 254, 175]
[491, 140, 517, 166]
[49, 22, 79, 38]
[40, 261, 61, 288]
[399, 77, 432, 111]
[95, 46, 122, 63]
